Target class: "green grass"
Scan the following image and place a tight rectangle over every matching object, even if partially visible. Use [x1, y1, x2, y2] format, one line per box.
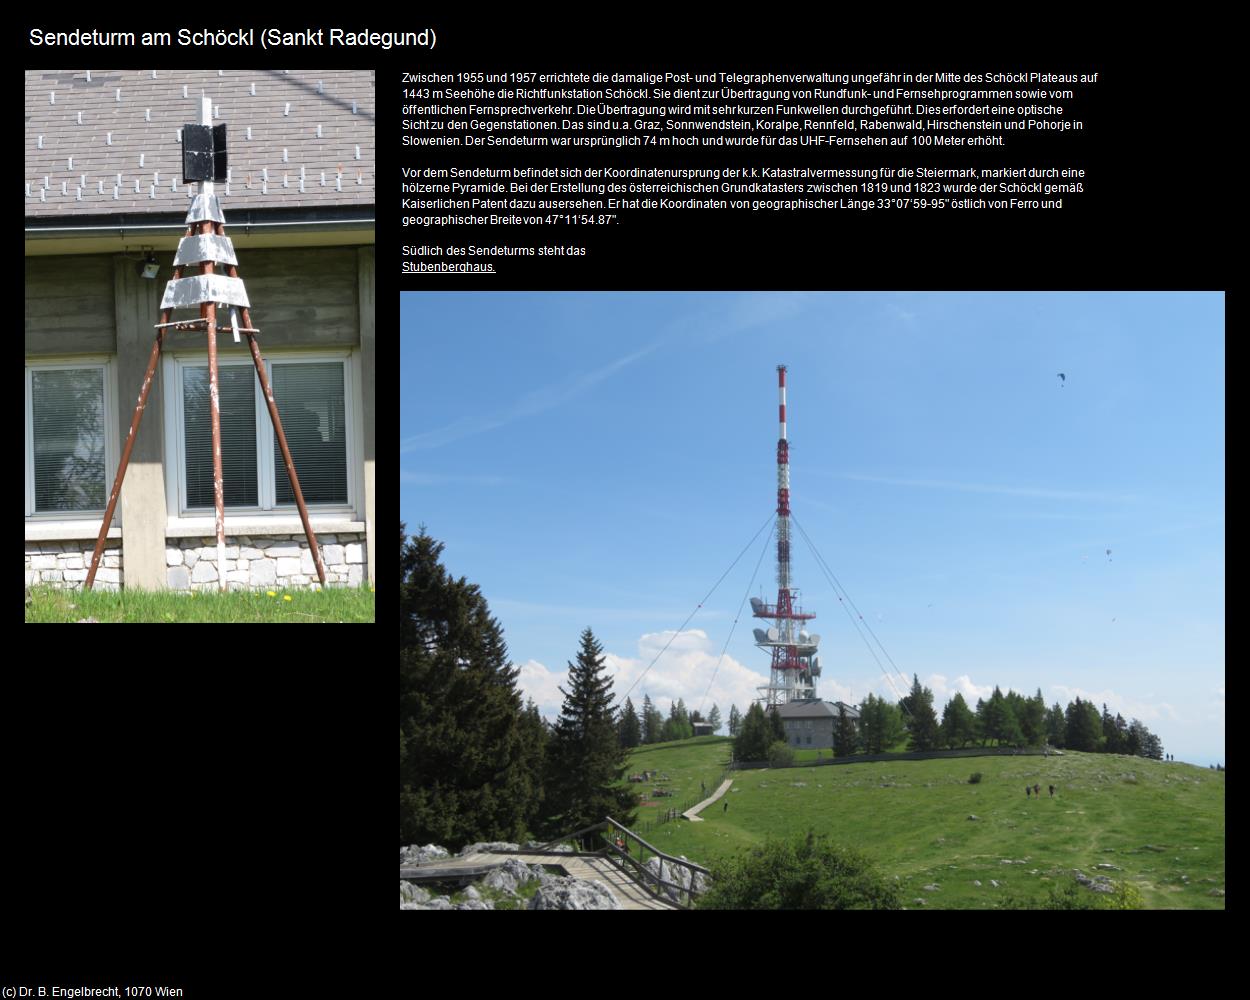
[627, 736, 735, 814]
[624, 740, 1225, 909]
[25, 583, 375, 623]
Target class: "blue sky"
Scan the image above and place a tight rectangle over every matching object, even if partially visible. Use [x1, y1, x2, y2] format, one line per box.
[401, 292, 1225, 766]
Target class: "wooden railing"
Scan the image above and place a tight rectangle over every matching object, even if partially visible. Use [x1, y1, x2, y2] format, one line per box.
[598, 817, 710, 909]
[521, 817, 711, 909]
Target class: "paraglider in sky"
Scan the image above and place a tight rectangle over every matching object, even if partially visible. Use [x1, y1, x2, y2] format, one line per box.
[1057, 373, 1066, 386]
[1106, 549, 1112, 561]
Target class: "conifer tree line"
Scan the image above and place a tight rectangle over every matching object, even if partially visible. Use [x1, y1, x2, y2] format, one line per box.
[727, 674, 1164, 762]
[400, 525, 636, 851]
[813, 674, 1164, 759]
[619, 697, 731, 748]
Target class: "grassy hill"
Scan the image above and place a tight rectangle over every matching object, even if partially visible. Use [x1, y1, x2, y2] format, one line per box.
[624, 739, 1225, 909]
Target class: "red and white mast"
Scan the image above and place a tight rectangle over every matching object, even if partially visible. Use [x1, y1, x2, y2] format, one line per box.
[752, 365, 821, 708]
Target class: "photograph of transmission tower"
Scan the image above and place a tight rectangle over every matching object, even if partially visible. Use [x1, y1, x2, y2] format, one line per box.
[400, 291, 1224, 910]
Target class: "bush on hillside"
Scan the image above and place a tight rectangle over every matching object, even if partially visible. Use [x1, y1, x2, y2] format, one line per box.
[999, 877, 1144, 910]
[767, 741, 796, 769]
[696, 830, 901, 910]
[968, 772, 982, 784]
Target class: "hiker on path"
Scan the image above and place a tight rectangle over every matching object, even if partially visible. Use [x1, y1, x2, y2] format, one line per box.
[723, 801, 728, 813]
[1049, 784, 1055, 797]
[1034, 783, 1041, 797]
[1026, 785, 1031, 798]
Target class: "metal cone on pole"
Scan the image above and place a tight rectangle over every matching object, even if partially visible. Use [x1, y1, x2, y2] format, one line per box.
[85, 95, 327, 592]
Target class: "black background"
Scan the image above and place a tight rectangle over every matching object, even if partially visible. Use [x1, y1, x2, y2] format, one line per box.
[18, 14, 1226, 983]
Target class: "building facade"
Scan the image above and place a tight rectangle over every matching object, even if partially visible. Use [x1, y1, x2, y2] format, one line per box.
[25, 69, 375, 592]
[776, 700, 861, 750]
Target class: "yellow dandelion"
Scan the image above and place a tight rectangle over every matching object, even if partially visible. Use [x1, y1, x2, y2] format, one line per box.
[267, 590, 277, 597]
[283, 595, 292, 602]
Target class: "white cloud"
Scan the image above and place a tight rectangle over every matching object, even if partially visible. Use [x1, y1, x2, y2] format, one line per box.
[515, 629, 767, 727]
[516, 659, 569, 719]
[928, 673, 994, 706]
[610, 630, 765, 721]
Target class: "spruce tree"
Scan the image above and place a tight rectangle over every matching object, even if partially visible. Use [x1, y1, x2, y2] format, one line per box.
[662, 698, 693, 742]
[769, 705, 786, 745]
[973, 697, 988, 746]
[734, 703, 774, 761]
[1113, 713, 1129, 753]
[834, 705, 858, 757]
[618, 696, 642, 749]
[1101, 705, 1129, 754]
[880, 698, 907, 751]
[671, 698, 694, 740]
[543, 628, 638, 835]
[999, 690, 1025, 747]
[1046, 701, 1067, 748]
[518, 698, 549, 818]
[860, 693, 884, 754]
[980, 686, 1022, 746]
[708, 704, 722, 734]
[1128, 719, 1163, 760]
[642, 694, 663, 745]
[940, 692, 976, 749]
[902, 674, 940, 752]
[1021, 689, 1047, 746]
[399, 524, 541, 849]
[728, 704, 742, 737]
[1064, 697, 1103, 752]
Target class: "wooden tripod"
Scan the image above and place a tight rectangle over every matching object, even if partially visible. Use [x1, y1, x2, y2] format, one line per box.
[85, 101, 326, 591]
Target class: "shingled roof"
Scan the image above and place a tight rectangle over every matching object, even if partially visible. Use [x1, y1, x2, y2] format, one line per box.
[776, 700, 861, 720]
[25, 69, 374, 218]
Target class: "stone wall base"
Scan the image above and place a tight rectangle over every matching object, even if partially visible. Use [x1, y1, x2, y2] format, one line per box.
[166, 533, 367, 591]
[26, 540, 123, 591]
[25, 532, 367, 592]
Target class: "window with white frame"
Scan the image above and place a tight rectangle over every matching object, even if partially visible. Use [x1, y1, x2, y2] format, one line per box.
[25, 359, 114, 517]
[167, 351, 353, 515]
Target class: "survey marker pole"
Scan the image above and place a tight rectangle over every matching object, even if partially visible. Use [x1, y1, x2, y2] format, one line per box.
[85, 93, 328, 591]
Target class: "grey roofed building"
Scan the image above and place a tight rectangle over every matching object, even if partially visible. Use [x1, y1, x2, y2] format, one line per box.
[774, 700, 860, 751]
[776, 700, 860, 721]
[25, 69, 375, 595]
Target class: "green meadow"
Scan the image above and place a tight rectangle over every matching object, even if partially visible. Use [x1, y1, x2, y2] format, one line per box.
[625, 737, 1225, 909]
[25, 583, 375, 623]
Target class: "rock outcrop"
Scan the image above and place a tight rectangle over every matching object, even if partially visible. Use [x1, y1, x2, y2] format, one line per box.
[482, 858, 544, 895]
[457, 841, 521, 857]
[1073, 869, 1116, 893]
[400, 843, 450, 866]
[644, 856, 709, 902]
[528, 875, 621, 910]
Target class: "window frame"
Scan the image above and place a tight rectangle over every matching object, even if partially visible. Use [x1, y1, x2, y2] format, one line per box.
[162, 347, 358, 519]
[24, 355, 119, 521]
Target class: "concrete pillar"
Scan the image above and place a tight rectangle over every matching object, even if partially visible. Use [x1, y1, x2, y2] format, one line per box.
[113, 256, 168, 590]
[358, 246, 375, 587]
